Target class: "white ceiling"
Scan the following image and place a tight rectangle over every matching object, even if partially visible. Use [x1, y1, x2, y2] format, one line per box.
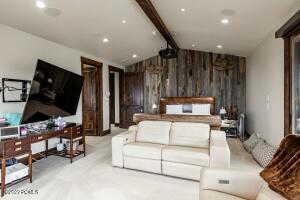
[152, 0, 297, 56]
[0, 0, 297, 65]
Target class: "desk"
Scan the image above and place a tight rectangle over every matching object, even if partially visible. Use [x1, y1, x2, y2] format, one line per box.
[0, 124, 85, 196]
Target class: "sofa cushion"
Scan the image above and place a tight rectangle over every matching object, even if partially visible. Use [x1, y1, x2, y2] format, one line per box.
[123, 142, 163, 160]
[170, 122, 210, 148]
[136, 121, 171, 145]
[199, 190, 245, 200]
[162, 146, 209, 166]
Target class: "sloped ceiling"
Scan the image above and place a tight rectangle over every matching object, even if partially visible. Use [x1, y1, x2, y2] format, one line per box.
[0, 0, 297, 65]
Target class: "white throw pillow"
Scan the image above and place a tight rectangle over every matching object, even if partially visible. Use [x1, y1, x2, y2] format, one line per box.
[243, 133, 259, 153]
[192, 104, 211, 115]
[252, 140, 277, 168]
[166, 105, 183, 114]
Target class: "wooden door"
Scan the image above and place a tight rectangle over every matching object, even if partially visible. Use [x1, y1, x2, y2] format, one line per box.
[109, 73, 115, 124]
[81, 57, 103, 136]
[120, 72, 144, 128]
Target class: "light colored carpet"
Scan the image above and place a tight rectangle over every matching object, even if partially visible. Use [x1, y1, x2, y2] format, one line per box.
[3, 127, 198, 200]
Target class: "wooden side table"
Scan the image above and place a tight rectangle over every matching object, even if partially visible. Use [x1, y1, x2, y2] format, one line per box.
[57, 125, 85, 163]
[0, 137, 32, 197]
[221, 120, 238, 137]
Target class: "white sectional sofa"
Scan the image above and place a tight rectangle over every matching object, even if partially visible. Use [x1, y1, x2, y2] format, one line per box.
[198, 139, 286, 200]
[112, 120, 230, 180]
[199, 168, 286, 200]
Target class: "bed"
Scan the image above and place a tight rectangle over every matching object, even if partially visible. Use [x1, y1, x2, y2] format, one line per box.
[133, 96, 221, 129]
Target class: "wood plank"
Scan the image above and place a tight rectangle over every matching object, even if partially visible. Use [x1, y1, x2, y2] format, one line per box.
[126, 49, 246, 116]
[135, 0, 179, 50]
[276, 10, 300, 38]
[133, 113, 221, 129]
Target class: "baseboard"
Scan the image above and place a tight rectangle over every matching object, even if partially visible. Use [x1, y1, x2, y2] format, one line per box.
[103, 129, 111, 136]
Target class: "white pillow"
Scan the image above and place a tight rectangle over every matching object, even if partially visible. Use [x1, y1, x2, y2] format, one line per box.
[192, 104, 211, 115]
[166, 105, 183, 114]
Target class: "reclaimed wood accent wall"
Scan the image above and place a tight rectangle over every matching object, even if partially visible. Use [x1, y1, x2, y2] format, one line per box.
[126, 49, 246, 114]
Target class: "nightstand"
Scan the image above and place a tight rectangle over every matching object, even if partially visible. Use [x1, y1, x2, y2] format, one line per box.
[221, 120, 238, 138]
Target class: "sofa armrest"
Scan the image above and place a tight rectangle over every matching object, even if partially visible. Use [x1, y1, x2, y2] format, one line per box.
[200, 168, 265, 200]
[112, 125, 137, 167]
[209, 130, 230, 168]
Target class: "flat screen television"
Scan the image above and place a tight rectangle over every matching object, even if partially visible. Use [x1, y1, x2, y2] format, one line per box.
[21, 59, 83, 124]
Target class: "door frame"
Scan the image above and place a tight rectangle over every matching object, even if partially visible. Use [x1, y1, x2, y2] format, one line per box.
[108, 66, 124, 128]
[121, 72, 144, 128]
[109, 73, 115, 125]
[81, 57, 103, 136]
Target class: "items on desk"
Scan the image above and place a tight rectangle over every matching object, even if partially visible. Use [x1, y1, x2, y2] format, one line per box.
[0, 126, 20, 140]
[54, 117, 66, 128]
[0, 118, 10, 128]
[19, 126, 28, 136]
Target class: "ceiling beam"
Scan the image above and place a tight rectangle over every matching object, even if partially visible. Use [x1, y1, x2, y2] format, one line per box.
[135, 0, 179, 50]
[276, 10, 300, 38]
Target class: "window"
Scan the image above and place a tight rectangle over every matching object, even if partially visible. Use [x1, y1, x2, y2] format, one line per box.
[292, 34, 300, 133]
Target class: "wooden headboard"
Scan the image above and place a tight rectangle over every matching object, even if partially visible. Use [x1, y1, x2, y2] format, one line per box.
[159, 96, 216, 115]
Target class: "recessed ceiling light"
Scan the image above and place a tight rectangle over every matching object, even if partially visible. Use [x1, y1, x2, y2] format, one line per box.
[221, 18, 229, 24]
[102, 38, 109, 43]
[217, 45, 223, 49]
[192, 44, 196, 47]
[132, 54, 138, 58]
[36, 1, 46, 8]
[122, 20, 126, 24]
[180, 8, 186, 12]
[152, 31, 157, 35]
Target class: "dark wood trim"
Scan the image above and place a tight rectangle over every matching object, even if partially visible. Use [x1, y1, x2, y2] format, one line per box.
[276, 11, 300, 136]
[135, 0, 179, 50]
[109, 65, 123, 73]
[81, 57, 102, 67]
[114, 123, 120, 127]
[276, 10, 300, 38]
[81, 57, 103, 136]
[284, 38, 292, 136]
[108, 66, 124, 130]
[103, 129, 111, 136]
[159, 96, 216, 115]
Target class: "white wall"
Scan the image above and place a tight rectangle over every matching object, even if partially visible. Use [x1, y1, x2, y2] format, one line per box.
[246, 5, 300, 146]
[246, 34, 284, 146]
[0, 24, 123, 132]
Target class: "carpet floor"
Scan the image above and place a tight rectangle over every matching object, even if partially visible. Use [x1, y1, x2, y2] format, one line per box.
[3, 127, 198, 200]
